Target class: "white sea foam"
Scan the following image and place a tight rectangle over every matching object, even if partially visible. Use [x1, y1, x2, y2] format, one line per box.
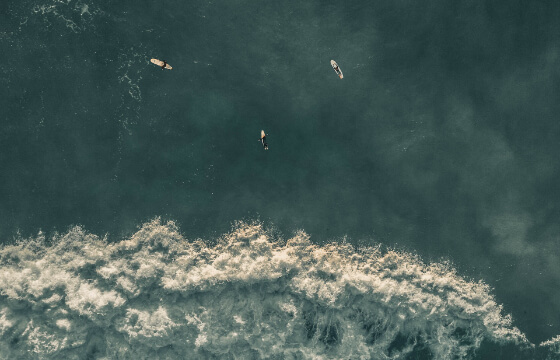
[31, 0, 103, 33]
[541, 335, 560, 355]
[115, 47, 147, 135]
[0, 219, 535, 359]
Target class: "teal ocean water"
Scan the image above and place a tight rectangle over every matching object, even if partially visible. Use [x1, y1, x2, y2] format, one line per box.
[1, 0, 560, 358]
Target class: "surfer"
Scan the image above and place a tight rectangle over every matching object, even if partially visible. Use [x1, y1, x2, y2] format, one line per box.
[150, 58, 172, 70]
[330, 60, 343, 79]
[259, 130, 268, 150]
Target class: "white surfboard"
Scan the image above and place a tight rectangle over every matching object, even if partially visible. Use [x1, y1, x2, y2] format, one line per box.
[330, 60, 343, 79]
[261, 130, 266, 139]
[150, 58, 172, 70]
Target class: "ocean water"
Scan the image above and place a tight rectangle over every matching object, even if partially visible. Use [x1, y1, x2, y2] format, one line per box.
[1, 0, 560, 359]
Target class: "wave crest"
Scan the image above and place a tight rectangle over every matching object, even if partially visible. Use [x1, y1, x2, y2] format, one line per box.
[541, 335, 560, 355]
[0, 219, 532, 359]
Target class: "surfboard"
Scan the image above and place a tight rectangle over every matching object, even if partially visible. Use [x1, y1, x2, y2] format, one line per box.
[261, 130, 266, 139]
[150, 58, 172, 70]
[330, 60, 343, 79]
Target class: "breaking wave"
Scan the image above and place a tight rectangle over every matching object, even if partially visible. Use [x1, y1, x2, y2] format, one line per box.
[541, 335, 560, 356]
[0, 219, 536, 359]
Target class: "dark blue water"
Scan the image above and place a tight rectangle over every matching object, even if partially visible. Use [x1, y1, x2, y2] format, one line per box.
[1, 0, 560, 358]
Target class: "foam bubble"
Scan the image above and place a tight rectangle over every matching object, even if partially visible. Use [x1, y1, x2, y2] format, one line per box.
[0, 219, 535, 358]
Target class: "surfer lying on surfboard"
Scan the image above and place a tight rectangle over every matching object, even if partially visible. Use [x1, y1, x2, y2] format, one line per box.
[330, 60, 343, 79]
[259, 130, 268, 150]
[150, 58, 172, 70]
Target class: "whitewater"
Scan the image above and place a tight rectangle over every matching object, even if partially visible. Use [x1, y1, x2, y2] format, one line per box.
[0, 219, 554, 359]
